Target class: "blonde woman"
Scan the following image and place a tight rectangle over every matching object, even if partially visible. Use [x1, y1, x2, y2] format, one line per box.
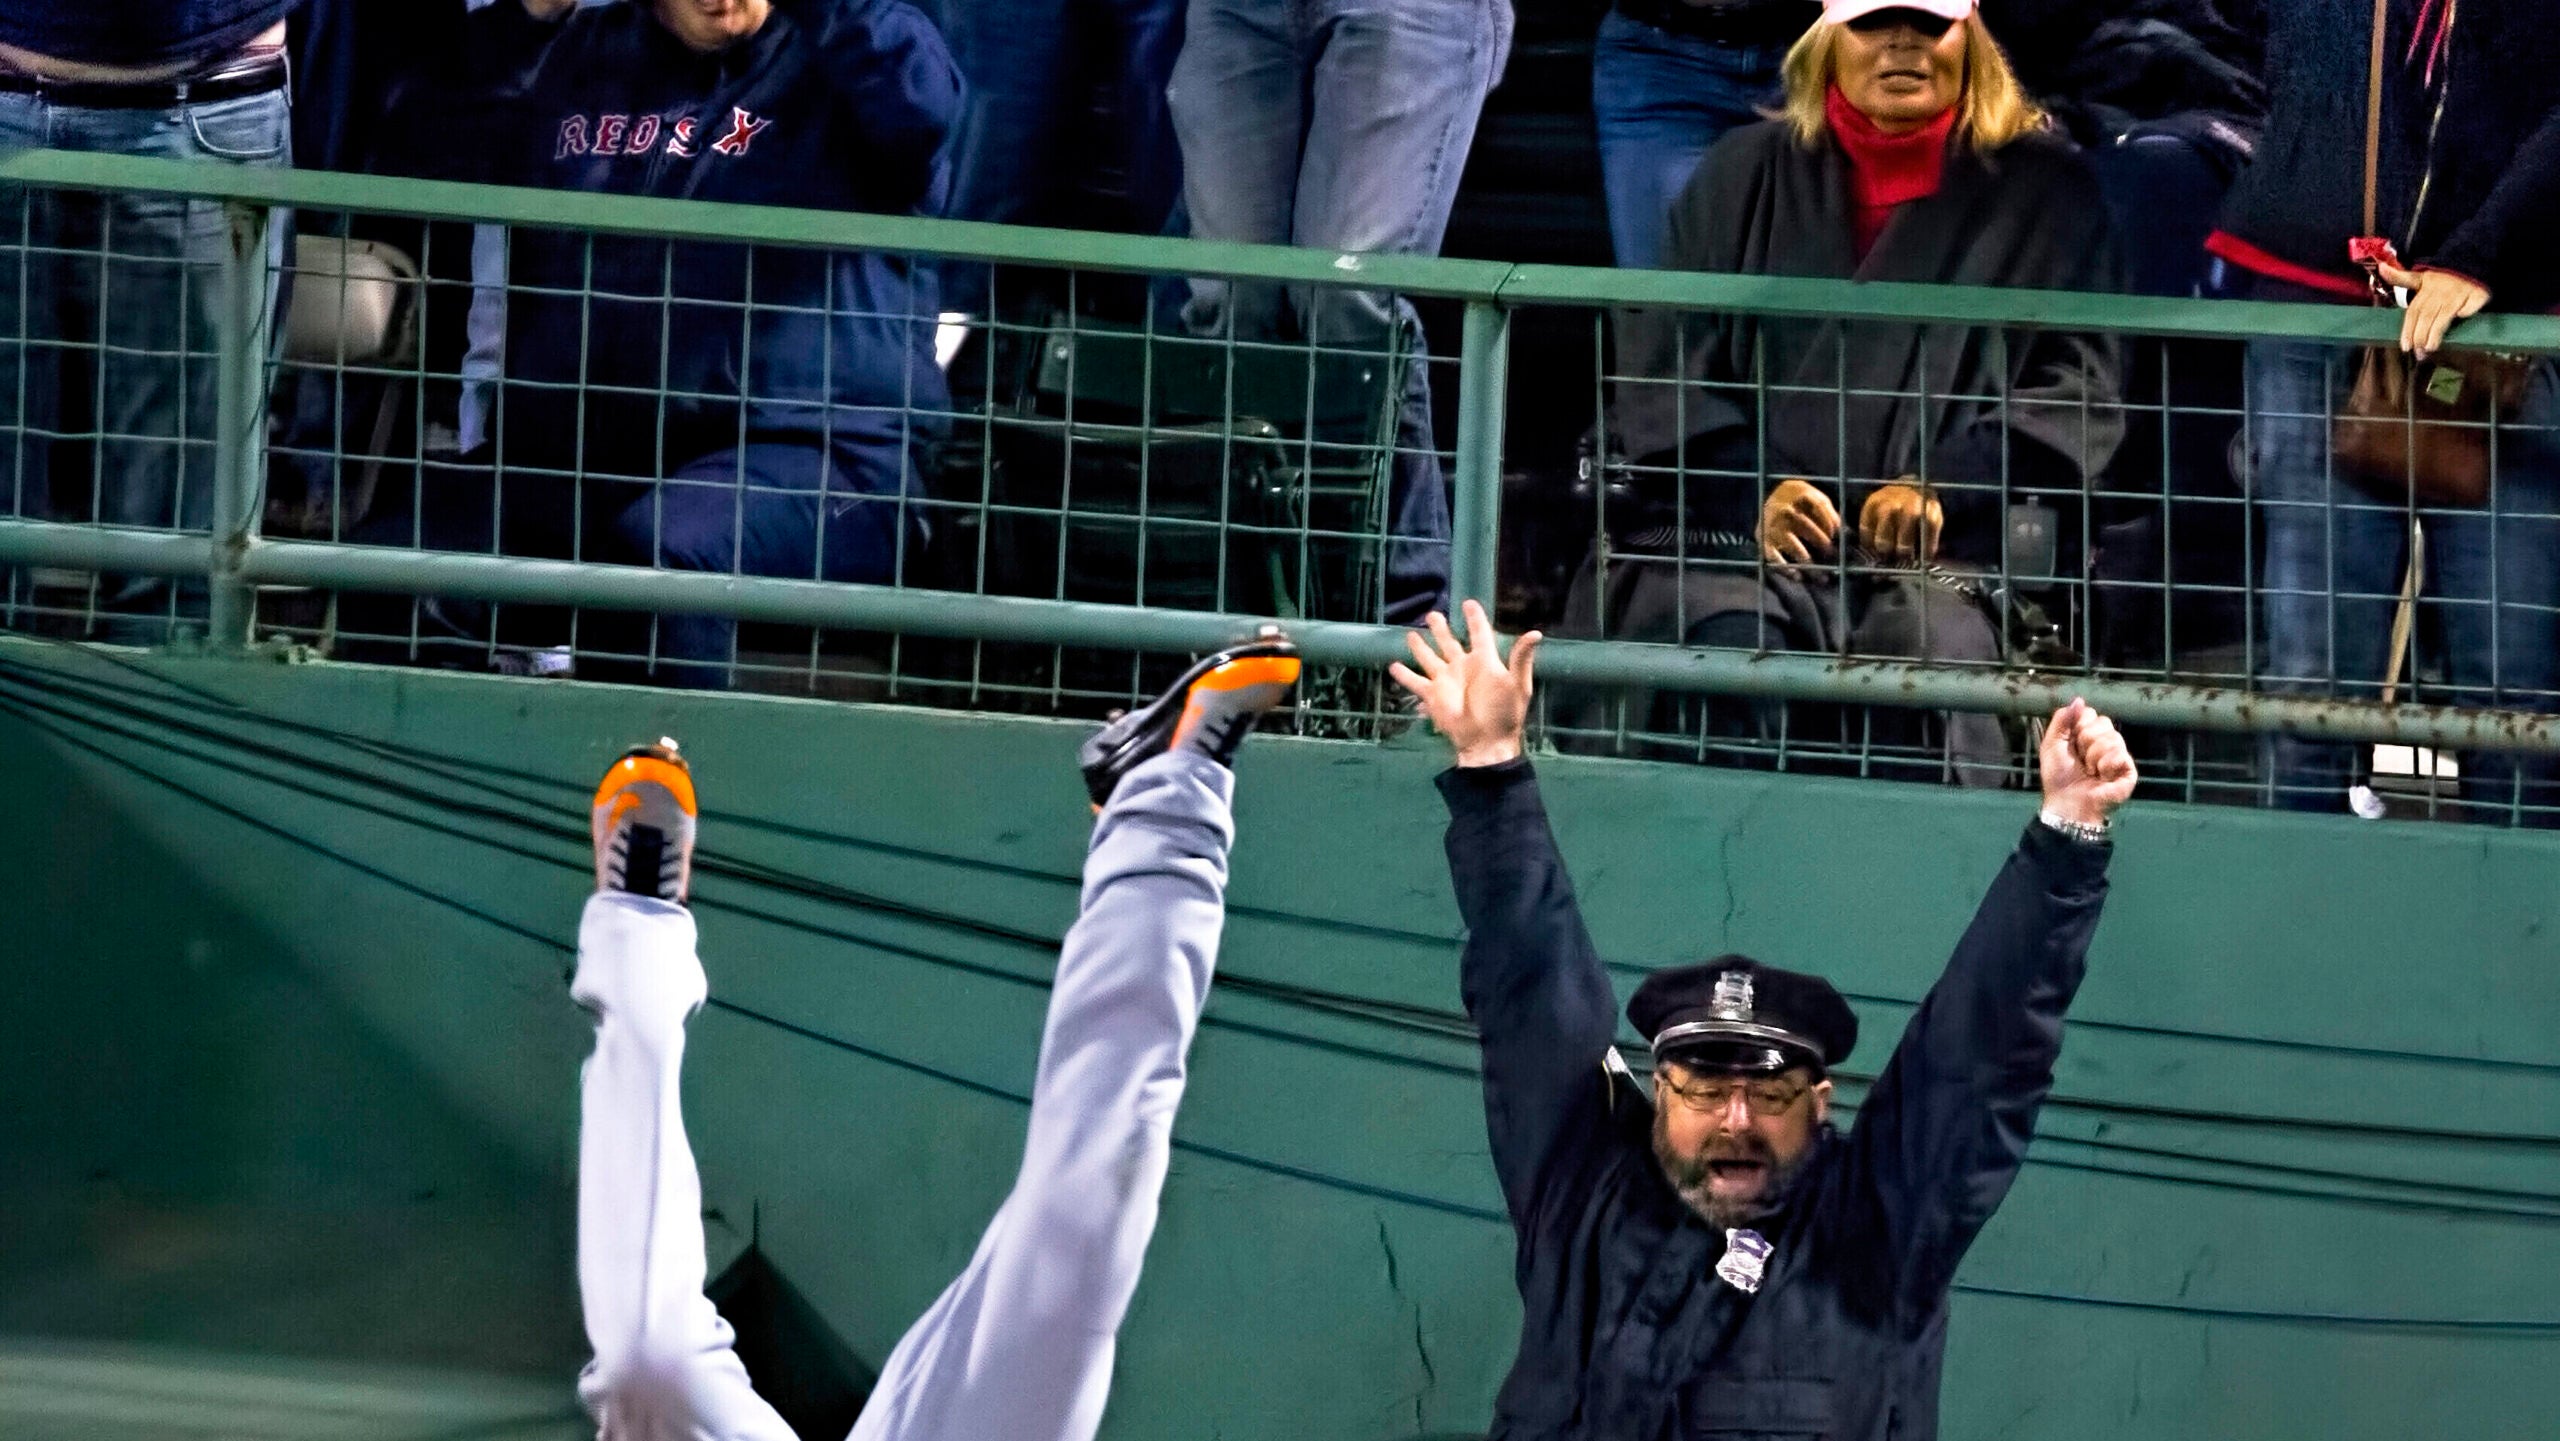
[1569, 0, 2126, 785]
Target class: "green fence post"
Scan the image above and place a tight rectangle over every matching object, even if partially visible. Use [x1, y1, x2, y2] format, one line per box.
[208, 198, 271, 651]
[1449, 299, 1510, 632]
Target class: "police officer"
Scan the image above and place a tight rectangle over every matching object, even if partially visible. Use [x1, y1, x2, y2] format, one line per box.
[1389, 602, 2137, 1441]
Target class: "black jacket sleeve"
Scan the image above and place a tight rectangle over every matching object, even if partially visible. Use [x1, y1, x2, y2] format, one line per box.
[1842, 819, 2111, 1310]
[2426, 99, 2560, 296]
[455, 0, 568, 93]
[372, 0, 564, 185]
[772, 0, 962, 215]
[1440, 760, 1625, 1233]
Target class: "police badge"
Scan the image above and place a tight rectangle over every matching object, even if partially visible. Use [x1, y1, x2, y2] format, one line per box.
[1716, 1227, 1771, 1294]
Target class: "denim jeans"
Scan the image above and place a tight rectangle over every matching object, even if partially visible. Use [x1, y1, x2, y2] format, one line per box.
[356, 439, 916, 689]
[2084, 127, 2238, 300]
[937, 0, 1187, 319]
[2250, 338, 2560, 820]
[0, 85, 291, 626]
[1589, 9, 1785, 269]
[1167, 0, 1513, 624]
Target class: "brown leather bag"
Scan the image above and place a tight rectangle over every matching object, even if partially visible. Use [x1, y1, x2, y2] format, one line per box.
[2329, 0, 2531, 507]
[2334, 347, 2533, 506]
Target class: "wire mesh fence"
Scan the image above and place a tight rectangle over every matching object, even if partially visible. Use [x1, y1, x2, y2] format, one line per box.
[1514, 295, 2560, 824]
[6, 150, 2560, 822]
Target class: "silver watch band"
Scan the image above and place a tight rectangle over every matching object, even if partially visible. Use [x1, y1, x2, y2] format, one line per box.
[2038, 808, 2110, 845]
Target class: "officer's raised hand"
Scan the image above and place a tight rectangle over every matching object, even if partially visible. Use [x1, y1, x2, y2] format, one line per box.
[2039, 699, 2138, 828]
[1389, 600, 1544, 768]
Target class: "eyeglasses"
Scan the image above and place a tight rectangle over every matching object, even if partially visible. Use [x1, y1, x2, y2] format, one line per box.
[1844, 8, 1959, 38]
[1656, 1074, 1814, 1117]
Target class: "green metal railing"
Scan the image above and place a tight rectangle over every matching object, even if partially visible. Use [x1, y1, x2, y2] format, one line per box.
[8, 148, 2560, 765]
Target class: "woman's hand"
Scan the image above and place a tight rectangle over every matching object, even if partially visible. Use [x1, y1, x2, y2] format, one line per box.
[1387, 601, 1544, 769]
[1760, 479, 1841, 567]
[2375, 261, 2491, 359]
[1857, 481, 1943, 565]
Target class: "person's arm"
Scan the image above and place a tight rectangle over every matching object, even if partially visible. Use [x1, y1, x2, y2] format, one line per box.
[371, 0, 570, 183]
[459, 0, 575, 92]
[1393, 606, 1622, 1228]
[1843, 700, 2134, 1307]
[2372, 100, 2560, 357]
[2419, 101, 2560, 304]
[771, 0, 962, 214]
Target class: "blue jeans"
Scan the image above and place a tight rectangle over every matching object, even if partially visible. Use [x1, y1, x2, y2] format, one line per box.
[363, 440, 915, 689]
[937, 0, 1187, 318]
[1167, 0, 1513, 624]
[613, 442, 917, 687]
[1589, 9, 1785, 268]
[2084, 126, 2237, 299]
[0, 85, 292, 623]
[2250, 339, 2560, 820]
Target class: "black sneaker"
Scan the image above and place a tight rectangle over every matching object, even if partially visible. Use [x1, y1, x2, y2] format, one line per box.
[591, 739, 697, 903]
[1078, 629, 1301, 808]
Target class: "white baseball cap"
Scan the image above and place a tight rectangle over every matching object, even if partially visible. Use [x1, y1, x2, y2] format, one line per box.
[1822, 0, 1976, 23]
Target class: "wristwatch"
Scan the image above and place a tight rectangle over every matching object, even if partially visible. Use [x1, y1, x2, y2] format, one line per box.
[2037, 808, 2110, 845]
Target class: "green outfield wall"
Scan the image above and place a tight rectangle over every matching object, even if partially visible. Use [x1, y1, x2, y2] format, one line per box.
[3, 637, 2555, 1440]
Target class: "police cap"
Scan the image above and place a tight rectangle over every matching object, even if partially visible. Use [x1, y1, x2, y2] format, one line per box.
[1627, 956, 1858, 1075]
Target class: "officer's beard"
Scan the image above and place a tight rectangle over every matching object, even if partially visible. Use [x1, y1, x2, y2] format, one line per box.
[1653, 1108, 1804, 1231]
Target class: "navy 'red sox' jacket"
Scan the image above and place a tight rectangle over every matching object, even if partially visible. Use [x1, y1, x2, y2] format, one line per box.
[1440, 761, 2111, 1441]
[441, 0, 959, 474]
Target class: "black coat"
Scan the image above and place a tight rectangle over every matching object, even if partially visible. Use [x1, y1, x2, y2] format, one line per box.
[1610, 122, 2126, 566]
[2215, 0, 2560, 310]
[1441, 761, 2112, 1441]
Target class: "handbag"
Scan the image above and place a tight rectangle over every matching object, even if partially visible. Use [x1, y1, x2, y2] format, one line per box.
[2330, 0, 2532, 507]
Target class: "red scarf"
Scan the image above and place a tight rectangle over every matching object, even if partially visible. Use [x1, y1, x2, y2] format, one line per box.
[1827, 84, 1956, 260]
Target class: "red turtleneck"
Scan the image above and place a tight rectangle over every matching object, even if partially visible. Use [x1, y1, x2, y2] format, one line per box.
[1826, 84, 1956, 260]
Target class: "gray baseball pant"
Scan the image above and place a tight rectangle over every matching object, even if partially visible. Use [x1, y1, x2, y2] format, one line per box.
[570, 751, 1235, 1441]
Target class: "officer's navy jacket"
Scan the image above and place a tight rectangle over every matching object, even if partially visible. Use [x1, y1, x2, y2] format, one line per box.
[434, 0, 959, 476]
[1439, 760, 2111, 1441]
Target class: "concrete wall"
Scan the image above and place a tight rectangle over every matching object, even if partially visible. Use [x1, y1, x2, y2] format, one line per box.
[4, 637, 2555, 1439]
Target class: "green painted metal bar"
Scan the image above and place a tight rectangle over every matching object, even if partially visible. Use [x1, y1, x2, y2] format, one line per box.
[12, 150, 2560, 350]
[232, 537, 2560, 752]
[1525, 639, 2560, 750]
[208, 200, 270, 652]
[1495, 267, 2560, 351]
[0, 520, 213, 576]
[239, 539, 1421, 666]
[0, 514, 2547, 749]
[1448, 301, 1510, 625]
[0, 150, 1516, 303]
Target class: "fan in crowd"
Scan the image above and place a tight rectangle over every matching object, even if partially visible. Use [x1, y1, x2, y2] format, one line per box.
[0, 1, 298, 635]
[369, 0, 959, 687]
[1162, 0, 1518, 625]
[1981, 0, 2265, 296]
[1567, 0, 2125, 782]
[2205, 0, 2560, 824]
[1590, 0, 1819, 270]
